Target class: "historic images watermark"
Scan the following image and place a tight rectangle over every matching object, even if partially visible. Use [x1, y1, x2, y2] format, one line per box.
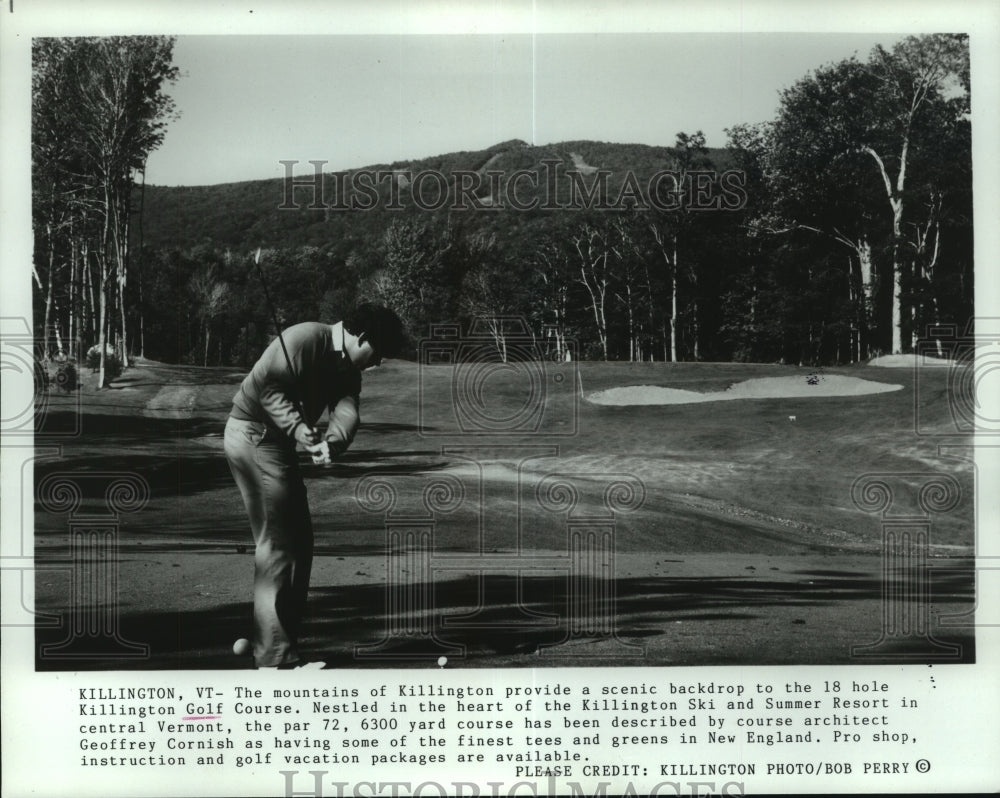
[845, 317, 990, 656]
[909, 318, 1000, 633]
[277, 159, 748, 214]
[278, 771, 747, 797]
[914, 318, 1000, 437]
[849, 472, 964, 661]
[0, 316, 82, 442]
[1, 316, 151, 658]
[417, 318, 578, 438]
[1, 316, 84, 634]
[36, 471, 152, 660]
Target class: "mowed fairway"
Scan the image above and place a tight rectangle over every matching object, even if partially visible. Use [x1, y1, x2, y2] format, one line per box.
[33, 359, 975, 669]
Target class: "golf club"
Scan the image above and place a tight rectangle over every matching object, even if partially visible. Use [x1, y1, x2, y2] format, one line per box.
[251, 247, 315, 441]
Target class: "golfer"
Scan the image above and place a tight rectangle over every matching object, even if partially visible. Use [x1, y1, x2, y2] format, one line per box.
[224, 303, 405, 668]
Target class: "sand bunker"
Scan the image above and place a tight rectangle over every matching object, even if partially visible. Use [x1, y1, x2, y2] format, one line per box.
[587, 374, 903, 406]
[869, 353, 955, 368]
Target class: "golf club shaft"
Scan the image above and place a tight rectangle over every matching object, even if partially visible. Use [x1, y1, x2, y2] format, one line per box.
[253, 248, 310, 428]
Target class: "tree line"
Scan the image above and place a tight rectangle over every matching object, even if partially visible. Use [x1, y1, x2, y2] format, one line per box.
[32, 36, 179, 386]
[32, 35, 972, 380]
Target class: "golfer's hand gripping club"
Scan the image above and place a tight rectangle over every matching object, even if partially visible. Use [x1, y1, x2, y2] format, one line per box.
[307, 440, 332, 465]
[308, 432, 348, 465]
[294, 423, 322, 447]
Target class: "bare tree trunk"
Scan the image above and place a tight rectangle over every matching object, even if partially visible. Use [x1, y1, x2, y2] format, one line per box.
[98, 184, 111, 388]
[670, 234, 678, 363]
[891, 140, 909, 355]
[44, 223, 55, 360]
[575, 230, 609, 361]
[597, 268, 609, 361]
[917, 195, 945, 357]
[848, 257, 859, 363]
[691, 269, 700, 362]
[97, 267, 108, 387]
[929, 233, 943, 358]
[118, 268, 127, 361]
[114, 184, 131, 369]
[624, 281, 635, 362]
[861, 145, 907, 354]
[649, 222, 674, 362]
[69, 236, 77, 358]
[81, 241, 90, 340]
[52, 298, 65, 358]
[138, 258, 145, 359]
[693, 304, 700, 361]
[138, 165, 147, 358]
[642, 261, 657, 361]
[555, 284, 566, 359]
[910, 263, 920, 353]
[670, 272, 678, 362]
[858, 236, 874, 358]
[82, 240, 96, 342]
[119, 266, 128, 363]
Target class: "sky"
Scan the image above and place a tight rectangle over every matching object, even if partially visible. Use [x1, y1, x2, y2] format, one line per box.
[144, 32, 906, 186]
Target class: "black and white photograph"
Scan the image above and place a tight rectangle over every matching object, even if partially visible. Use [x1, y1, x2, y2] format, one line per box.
[3, 1, 999, 796]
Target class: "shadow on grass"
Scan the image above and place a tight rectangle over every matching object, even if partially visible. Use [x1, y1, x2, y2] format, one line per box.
[40, 410, 428, 439]
[359, 422, 430, 434]
[35, 569, 975, 671]
[38, 409, 228, 438]
[34, 444, 452, 509]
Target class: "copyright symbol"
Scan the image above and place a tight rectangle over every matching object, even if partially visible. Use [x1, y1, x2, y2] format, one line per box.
[916, 759, 931, 773]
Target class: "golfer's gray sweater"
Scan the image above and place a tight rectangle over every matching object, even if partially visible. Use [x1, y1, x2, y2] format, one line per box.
[230, 321, 361, 447]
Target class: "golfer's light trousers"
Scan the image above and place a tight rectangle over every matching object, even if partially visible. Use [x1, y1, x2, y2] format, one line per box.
[224, 417, 313, 667]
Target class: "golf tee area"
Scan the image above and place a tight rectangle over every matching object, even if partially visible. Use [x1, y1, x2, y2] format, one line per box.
[33, 358, 974, 669]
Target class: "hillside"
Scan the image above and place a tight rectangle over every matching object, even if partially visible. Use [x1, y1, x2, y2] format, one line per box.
[137, 139, 737, 250]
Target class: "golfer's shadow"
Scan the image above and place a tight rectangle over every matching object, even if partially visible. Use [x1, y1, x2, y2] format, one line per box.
[302, 567, 975, 667]
[32, 566, 974, 670]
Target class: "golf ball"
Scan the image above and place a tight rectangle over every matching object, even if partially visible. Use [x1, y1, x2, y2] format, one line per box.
[233, 638, 252, 656]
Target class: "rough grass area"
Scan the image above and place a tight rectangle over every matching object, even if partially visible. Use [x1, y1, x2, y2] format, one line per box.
[33, 358, 975, 668]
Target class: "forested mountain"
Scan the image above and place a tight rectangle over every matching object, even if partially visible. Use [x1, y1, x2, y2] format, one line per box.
[131, 137, 757, 365]
[33, 35, 972, 373]
[137, 139, 738, 250]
